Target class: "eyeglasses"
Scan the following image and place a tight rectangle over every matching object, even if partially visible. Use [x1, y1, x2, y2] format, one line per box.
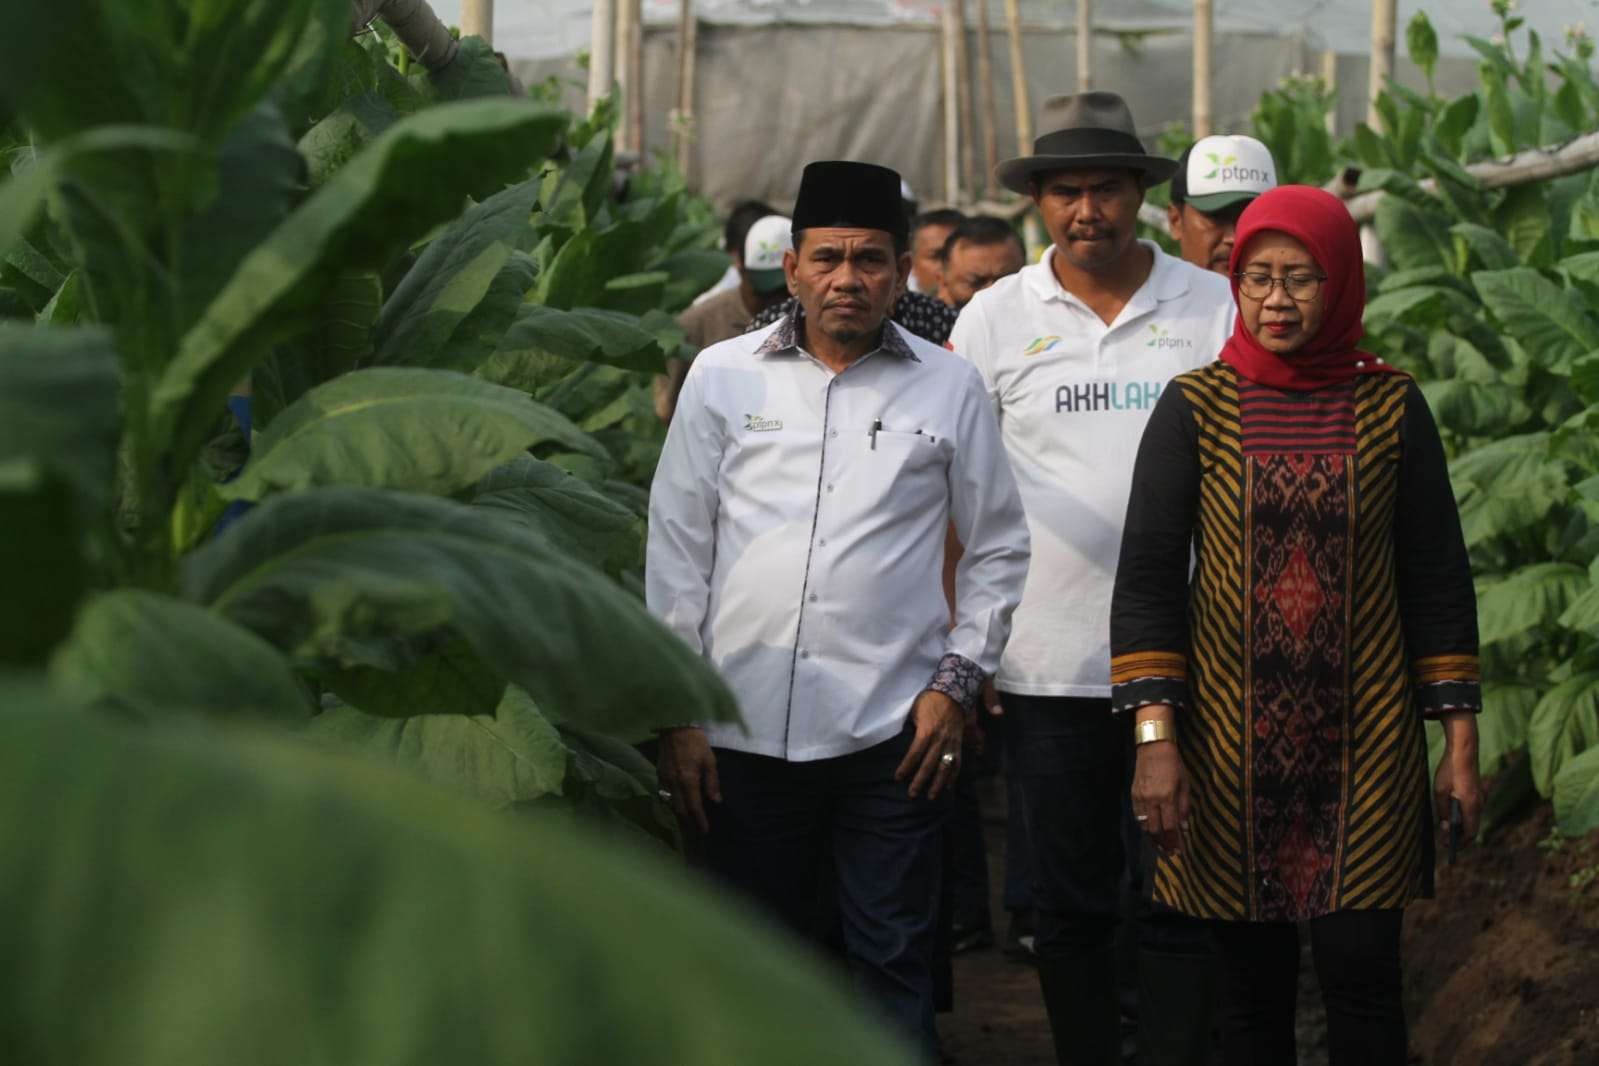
[1235, 271, 1326, 302]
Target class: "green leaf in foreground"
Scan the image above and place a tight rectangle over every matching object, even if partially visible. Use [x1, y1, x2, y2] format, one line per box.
[0, 706, 916, 1066]
[495, 304, 666, 373]
[1528, 672, 1599, 797]
[183, 488, 738, 737]
[49, 590, 310, 722]
[472, 455, 642, 574]
[224, 368, 604, 500]
[1552, 744, 1599, 837]
[149, 99, 569, 487]
[1472, 268, 1599, 372]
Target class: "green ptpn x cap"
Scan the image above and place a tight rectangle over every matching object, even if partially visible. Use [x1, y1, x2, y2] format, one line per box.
[1177, 134, 1278, 214]
[742, 214, 792, 294]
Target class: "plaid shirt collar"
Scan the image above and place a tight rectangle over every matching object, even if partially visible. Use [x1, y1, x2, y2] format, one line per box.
[753, 300, 921, 362]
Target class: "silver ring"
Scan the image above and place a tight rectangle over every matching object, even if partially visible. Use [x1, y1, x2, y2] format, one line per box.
[940, 752, 957, 766]
[657, 788, 673, 802]
[1135, 814, 1150, 822]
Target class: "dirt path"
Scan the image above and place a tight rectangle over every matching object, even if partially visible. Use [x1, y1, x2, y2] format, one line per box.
[937, 771, 1597, 1065]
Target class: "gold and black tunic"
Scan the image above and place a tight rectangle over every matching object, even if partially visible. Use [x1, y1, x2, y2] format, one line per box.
[1109, 361, 1481, 922]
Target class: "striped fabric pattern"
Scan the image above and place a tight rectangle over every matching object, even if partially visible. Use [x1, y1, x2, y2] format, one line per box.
[1237, 378, 1357, 454]
[1150, 363, 1437, 922]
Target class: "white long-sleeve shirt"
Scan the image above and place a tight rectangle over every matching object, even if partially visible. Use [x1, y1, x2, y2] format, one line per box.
[646, 313, 1030, 761]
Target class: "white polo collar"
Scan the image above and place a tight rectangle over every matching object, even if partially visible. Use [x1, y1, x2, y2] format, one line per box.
[1024, 240, 1191, 307]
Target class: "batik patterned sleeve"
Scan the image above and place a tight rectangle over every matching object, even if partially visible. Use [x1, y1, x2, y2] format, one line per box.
[1110, 384, 1201, 713]
[1394, 381, 1482, 717]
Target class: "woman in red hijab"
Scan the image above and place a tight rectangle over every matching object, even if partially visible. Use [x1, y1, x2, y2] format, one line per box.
[1108, 186, 1482, 1065]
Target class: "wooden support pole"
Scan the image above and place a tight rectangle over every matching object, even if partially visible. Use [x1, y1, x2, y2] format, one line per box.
[1192, 0, 1212, 137]
[1005, 0, 1030, 154]
[1341, 130, 1599, 223]
[626, 0, 644, 156]
[976, 0, 1000, 197]
[1321, 48, 1338, 135]
[587, 0, 615, 114]
[954, 0, 977, 199]
[1367, 0, 1396, 129]
[461, 0, 492, 44]
[673, 1, 697, 178]
[942, 2, 961, 204]
[613, 0, 636, 150]
[1076, 0, 1093, 92]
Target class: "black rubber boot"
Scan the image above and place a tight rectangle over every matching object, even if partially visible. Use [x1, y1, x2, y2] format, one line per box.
[1037, 947, 1122, 1066]
[1135, 949, 1217, 1066]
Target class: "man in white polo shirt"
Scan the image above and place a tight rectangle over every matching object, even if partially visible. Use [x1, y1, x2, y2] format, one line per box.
[949, 91, 1233, 1066]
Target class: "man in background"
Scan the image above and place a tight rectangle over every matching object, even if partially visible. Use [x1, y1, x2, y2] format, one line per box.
[1166, 133, 1277, 275]
[909, 208, 965, 296]
[937, 216, 1026, 310]
[656, 214, 792, 423]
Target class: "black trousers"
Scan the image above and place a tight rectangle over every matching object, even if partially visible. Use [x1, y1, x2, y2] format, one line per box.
[1210, 909, 1406, 1066]
[705, 730, 950, 1060]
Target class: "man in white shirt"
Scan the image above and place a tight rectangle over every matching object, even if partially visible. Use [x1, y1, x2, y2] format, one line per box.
[949, 92, 1233, 1066]
[647, 160, 1029, 1057]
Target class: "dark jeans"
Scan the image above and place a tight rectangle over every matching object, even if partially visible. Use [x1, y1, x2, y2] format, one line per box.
[705, 730, 951, 1059]
[1211, 910, 1407, 1066]
[1000, 693, 1125, 955]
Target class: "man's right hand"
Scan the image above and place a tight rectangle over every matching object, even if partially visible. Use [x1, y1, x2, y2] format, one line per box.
[657, 726, 721, 834]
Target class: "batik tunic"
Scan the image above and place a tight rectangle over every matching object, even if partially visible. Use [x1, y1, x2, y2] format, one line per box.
[1109, 361, 1480, 922]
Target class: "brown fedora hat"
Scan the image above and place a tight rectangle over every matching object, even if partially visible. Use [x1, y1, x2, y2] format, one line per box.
[995, 90, 1177, 195]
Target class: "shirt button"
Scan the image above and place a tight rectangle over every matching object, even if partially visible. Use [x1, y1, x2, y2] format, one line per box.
[826, 483, 834, 493]
[818, 538, 828, 547]
[799, 649, 810, 659]
[829, 429, 839, 438]
[808, 593, 818, 603]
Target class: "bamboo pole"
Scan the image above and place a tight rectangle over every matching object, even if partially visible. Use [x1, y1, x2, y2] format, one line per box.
[673, 1, 697, 178]
[942, 2, 961, 203]
[1321, 48, 1338, 135]
[953, 0, 977, 200]
[587, 0, 615, 113]
[626, 0, 644, 156]
[460, 0, 492, 44]
[613, 0, 635, 150]
[976, 0, 1000, 197]
[1192, 0, 1212, 137]
[1076, 0, 1093, 92]
[1341, 130, 1599, 222]
[1367, 0, 1396, 129]
[1004, 0, 1030, 153]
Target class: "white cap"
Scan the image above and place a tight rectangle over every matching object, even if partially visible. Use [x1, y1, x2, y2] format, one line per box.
[1180, 134, 1277, 213]
[742, 214, 792, 293]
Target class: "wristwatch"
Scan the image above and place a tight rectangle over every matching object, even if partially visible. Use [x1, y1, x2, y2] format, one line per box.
[1133, 718, 1175, 746]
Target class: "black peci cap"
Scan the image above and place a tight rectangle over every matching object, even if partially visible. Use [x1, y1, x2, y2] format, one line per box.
[792, 160, 909, 243]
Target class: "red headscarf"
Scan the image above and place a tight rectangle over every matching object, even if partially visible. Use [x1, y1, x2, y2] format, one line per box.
[1219, 185, 1406, 391]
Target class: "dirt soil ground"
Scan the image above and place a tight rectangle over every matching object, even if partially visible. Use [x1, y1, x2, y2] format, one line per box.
[937, 773, 1599, 1065]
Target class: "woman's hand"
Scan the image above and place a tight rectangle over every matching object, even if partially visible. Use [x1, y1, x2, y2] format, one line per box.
[1434, 711, 1484, 842]
[1131, 704, 1191, 855]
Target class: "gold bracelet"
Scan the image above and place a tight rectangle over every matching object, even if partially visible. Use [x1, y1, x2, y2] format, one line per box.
[1134, 717, 1175, 746]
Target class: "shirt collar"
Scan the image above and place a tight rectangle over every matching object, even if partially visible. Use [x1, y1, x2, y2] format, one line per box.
[1024, 240, 1191, 305]
[753, 300, 921, 362]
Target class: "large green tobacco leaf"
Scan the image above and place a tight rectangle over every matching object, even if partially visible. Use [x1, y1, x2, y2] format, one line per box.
[1374, 195, 1454, 272]
[182, 488, 738, 737]
[1449, 433, 1571, 546]
[149, 99, 568, 488]
[1475, 563, 1590, 646]
[371, 179, 540, 369]
[1528, 672, 1599, 796]
[494, 304, 666, 374]
[1472, 268, 1599, 372]
[50, 591, 310, 722]
[426, 252, 539, 374]
[305, 686, 569, 806]
[472, 455, 643, 574]
[1552, 744, 1599, 837]
[252, 270, 384, 426]
[224, 368, 603, 500]
[0, 707, 916, 1066]
[296, 91, 401, 187]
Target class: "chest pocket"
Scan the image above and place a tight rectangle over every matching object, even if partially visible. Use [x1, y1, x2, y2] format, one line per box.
[853, 427, 944, 501]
